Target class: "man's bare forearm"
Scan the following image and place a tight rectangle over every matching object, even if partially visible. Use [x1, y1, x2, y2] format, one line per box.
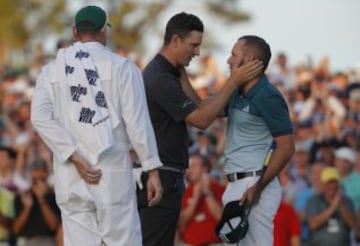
[186, 80, 237, 129]
[260, 134, 294, 190]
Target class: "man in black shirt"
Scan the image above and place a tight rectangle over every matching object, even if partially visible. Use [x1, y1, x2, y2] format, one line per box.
[140, 12, 263, 246]
[12, 160, 60, 246]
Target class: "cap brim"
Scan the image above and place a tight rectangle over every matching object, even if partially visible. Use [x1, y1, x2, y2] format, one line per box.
[215, 201, 250, 243]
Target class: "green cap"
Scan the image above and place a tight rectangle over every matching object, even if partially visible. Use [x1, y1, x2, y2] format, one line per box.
[75, 5, 111, 32]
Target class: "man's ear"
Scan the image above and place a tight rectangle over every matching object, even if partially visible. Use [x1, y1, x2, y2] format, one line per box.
[246, 55, 254, 62]
[170, 34, 181, 48]
[100, 26, 107, 34]
[72, 27, 79, 40]
[100, 28, 107, 39]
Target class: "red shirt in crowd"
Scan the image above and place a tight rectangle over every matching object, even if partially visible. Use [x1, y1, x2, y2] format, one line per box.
[181, 181, 225, 246]
[274, 201, 301, 246]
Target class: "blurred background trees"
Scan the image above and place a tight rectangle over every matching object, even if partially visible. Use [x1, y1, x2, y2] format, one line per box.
[0, 0, 67, 66]
[0, 0, 250, 68]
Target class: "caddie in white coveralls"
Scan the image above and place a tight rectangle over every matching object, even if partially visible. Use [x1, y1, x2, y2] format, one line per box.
[31, 5, 163, 246]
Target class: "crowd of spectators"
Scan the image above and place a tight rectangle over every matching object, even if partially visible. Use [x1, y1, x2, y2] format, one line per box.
[1, 40, 360, 246]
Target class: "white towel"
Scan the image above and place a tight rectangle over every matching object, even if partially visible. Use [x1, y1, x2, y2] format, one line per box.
[132, 167, 144, 190]
[55, 42, 119, 165]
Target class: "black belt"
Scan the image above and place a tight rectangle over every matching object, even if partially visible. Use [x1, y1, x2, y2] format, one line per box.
[226, 170, 263, 182]
[158, 166, 186, 174]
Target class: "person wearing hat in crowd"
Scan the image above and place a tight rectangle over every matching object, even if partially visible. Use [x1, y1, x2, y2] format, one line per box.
[334, 144, 360, 244]
[12, 159, 61, 246]
[31, 5, 163, 246]
[305, 167, 357, 246]
[218, 35, 295, 245]
[334, 147, 360, 211]
[140, 12, 262, 246]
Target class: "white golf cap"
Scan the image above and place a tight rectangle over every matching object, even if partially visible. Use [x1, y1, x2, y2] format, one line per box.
[334, 147, 356, 164]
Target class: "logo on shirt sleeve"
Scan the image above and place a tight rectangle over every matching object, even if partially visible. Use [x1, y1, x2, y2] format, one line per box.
[182, 99, 193, 109]
[241, 105, 250, 113]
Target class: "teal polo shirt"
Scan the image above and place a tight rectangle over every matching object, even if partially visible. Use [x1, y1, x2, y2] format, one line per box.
[224, 75, 293, 174]
[341, 172, 360, 210]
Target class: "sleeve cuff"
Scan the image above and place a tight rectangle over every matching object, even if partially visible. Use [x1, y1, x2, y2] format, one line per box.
[59, 146, 78, 164]
[141, 156, 163, 172]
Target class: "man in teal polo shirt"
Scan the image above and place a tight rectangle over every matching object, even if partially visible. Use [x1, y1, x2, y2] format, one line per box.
[221, 35, 295, 245]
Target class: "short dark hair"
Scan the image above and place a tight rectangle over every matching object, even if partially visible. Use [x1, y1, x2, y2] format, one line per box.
[239, 35, 271, 71]
[30, 158, 48, 173]
[0, 146, 17, 159]
[201, 155, 212, 173]
[191, 153, 212, 173]
[164, 12, 204, 46]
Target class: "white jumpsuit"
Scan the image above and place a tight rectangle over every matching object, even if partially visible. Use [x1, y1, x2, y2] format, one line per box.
[31, 42, 162, 246]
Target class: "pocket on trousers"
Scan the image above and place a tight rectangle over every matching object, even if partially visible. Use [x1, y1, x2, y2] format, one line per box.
[56, 162, 96, 211]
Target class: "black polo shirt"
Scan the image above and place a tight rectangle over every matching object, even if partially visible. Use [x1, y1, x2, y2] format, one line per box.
[14, 191, 61, 237]
[143, 54, 197, 169]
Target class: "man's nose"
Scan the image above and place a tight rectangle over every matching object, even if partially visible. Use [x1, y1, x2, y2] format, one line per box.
[194, 47, 200, 56]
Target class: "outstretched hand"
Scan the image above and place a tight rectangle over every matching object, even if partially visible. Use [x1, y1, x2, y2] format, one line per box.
[147, 169, 163, 207]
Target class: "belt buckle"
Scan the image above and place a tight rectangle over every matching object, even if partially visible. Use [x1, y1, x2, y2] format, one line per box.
[229, 173, 238, 182]
[234, 173, 239, 181]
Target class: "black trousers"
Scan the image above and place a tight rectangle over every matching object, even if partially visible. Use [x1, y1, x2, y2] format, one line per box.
[137, 169, 185, 246]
